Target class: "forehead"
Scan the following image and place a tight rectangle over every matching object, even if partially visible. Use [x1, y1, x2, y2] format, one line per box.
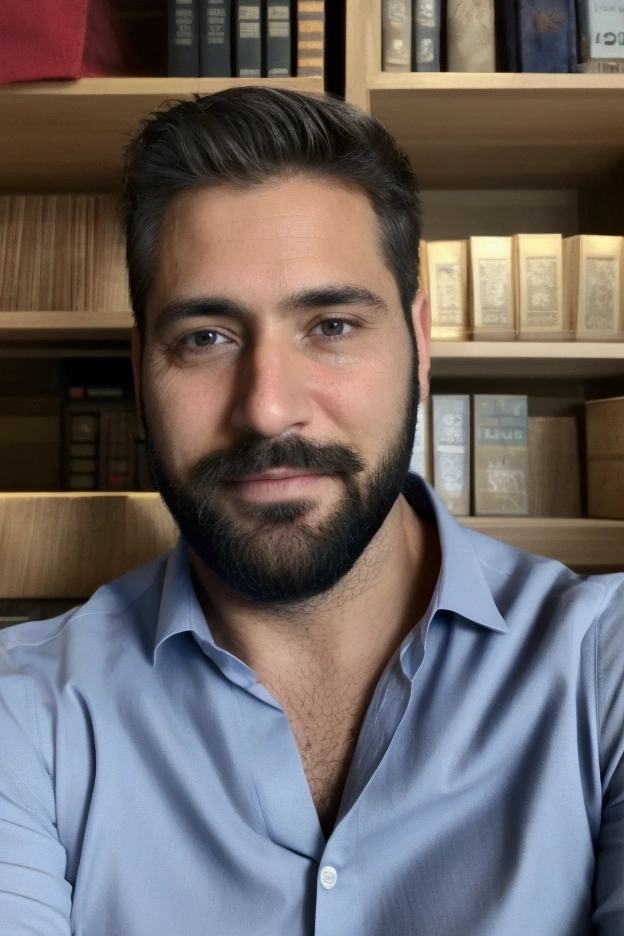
[149, 177, 396, 311]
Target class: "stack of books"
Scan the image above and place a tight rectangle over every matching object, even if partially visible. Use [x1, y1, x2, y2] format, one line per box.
[382, 0, 618, 73]
[168, 1, 324, 78]
[0, 195, 130, 313]
[411, 394, 584, 518]
[420, 234, 624, 342]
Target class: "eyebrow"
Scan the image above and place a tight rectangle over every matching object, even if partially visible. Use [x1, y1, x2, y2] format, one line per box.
[153, 285, 389, 337]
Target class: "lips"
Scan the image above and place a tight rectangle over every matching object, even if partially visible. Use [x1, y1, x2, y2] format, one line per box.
[231, 468, 324, 483]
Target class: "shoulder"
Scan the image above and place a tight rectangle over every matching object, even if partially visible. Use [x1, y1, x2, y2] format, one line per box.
[0, 550, 171, 676]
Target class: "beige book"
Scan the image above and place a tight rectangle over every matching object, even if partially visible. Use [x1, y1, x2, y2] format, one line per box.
[563, 234, 624, 341]
[409, 395, 432, 481]
[432, 394, 470, 515]
[469, 236, 515, 340]
[514, 233, 568, 340]
[473, 395, 528, 516]
[527, 416, 581, 517]
[419, 239, 429, 300]
[585, 396, 624, 519]
[447, 0, 495, 71]
[427, 240, 470, 340]
[382, 0, 412, 72]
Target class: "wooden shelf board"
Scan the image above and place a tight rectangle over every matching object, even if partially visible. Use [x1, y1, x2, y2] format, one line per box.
[0, 311, 133, 340]
[0, 77, 324, 191]
[365, 73, 624, 188]
[430, 341, 624, 378]
[1, 492, 623, 597]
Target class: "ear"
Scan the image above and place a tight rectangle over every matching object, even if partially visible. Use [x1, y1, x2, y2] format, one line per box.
[130, 325, 144, 422]
[411, 289, 431, 401]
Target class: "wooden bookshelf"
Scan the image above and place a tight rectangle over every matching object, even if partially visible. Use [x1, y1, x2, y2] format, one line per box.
[0, 77, 324, 191]
[0, 312, 133, 340]
[1, 493, 621, 597]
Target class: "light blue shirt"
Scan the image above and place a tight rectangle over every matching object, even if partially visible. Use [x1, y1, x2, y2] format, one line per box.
[1, 475, 623, 935]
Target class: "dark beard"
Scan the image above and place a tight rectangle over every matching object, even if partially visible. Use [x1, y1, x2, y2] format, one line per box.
[143, 357, 419, 604]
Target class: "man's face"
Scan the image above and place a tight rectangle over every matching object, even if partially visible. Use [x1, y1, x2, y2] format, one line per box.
[135, 177, 430, 602]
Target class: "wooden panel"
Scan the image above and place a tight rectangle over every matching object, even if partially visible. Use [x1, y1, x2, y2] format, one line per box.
[0, 311, 133, 340]
[0, 493, 177, 598]
[430, 341, 624, 379]
[0, 77, 324, 192]
[365, 74, 624, 188]
[2, 493, 624, 597]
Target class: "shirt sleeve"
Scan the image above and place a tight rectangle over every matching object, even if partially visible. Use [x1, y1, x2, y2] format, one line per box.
[0, 645, 72, 934]
[592, 577, 624, 933]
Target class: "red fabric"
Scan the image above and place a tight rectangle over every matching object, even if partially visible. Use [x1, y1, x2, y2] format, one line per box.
[0, 0, 127, 85]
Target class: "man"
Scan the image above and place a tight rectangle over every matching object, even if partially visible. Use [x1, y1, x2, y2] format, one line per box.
[0, 88, 622, 935]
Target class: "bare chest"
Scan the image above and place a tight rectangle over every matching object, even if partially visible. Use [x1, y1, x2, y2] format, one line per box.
[263, 677, 372, 837]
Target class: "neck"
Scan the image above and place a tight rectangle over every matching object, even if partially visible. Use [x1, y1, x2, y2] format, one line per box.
[189, 494, 441, 687]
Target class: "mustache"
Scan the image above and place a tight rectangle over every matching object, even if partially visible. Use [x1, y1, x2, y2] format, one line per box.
[187, 435, 366, 487]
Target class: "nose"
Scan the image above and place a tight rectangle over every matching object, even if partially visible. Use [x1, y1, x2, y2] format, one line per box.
[230, 336, 313, 438]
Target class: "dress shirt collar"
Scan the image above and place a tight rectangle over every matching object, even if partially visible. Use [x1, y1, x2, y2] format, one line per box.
[152, 473, 508, 667]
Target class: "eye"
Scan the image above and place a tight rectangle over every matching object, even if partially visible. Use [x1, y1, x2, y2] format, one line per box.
[312, 318, 354, 338]
[181, 329, 229, 348]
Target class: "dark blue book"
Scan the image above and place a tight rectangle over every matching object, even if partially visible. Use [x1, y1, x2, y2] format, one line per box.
[235, 0, 262, 76]
[266, 1, 292, 76]
[412, 0, 442, 72]
[168, 0, 200, 76]
[517, 0, 577, 71]
[495, 0, 518, 70]
[200, 1, 232, 76]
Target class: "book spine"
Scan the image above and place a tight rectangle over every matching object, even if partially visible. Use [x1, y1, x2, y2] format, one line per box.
[517, 0, 577, 72]
[382, 0, 412, 72]
[578, 0, 624, 64]
[200, 0, 232, 76]
[235, 0, 262, 76]
[168, 0, 200, 76]
[447, 0, 495, 71]
[412, 0, 441, 71]
[410, 397, 432, 481]
[297, 0, 324, 77]
[266, 2, 292, 76]
[473, 395, 528, 516]
[432, 395, 471, 516]
[494, 0, 518, 70]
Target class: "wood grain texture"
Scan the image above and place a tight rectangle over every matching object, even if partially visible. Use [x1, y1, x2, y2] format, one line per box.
[0, 493, 178, 598]
[2, 493, 624, 597]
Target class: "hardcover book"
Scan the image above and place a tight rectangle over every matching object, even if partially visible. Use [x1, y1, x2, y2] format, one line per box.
[578, 0, 624, 70]
[426, 240, 470, 340]
[297, 1, 325, 78]
[585, 396, 624, 519]
[469, 236, 515, 340]
[168, 0, 200, 76]
[528, 416, 581, 517]
[200, 0, 232, 76]
[412, 0, 442, 71]
[266, 2, 292, 76]
[563, 234, 624, 341]
[235, 0, 261, 76]
[447, 0, 495, 71]
[514, 233, 568, 340]
[409, 396, 432, 481]
[473, 395, 528, 516]
[382, 0, 412, 71]
[517, 0, 577, 72]
[432, 395, 471, 516]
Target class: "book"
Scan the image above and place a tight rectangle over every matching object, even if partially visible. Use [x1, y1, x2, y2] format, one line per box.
[235, 0, 262, 76]
[413, 0, 442, 71]
[494, 0, 518, 70]
[585, 396, 624, 519]
[447, 0, 495, 71]
[200, 0, 232, 76]
[563, 234, 624, 341]
[527, 416, 581, 517]
[409, 396, 432, 481]
[517, 0, 577, 72]
[432, 395, 470, 515]
[419, 239, 429, 299]
[266, 2, 292, 76]
[473, 395, 528, 516]
[469, 236, 516, 340]
[168, 0, 200, 76]
[514, 234, 568, 340]
[297, 1, 325, 77]
[578, 0, 624, 71]
[426, 240, 470, 340]
[382, 0, 412, 72]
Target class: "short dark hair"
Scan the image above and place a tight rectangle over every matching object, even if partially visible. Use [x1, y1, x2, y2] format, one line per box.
[123, 87, 422, 336]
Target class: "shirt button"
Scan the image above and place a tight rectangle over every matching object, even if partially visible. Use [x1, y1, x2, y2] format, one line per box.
[320, 865, 338, 889]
